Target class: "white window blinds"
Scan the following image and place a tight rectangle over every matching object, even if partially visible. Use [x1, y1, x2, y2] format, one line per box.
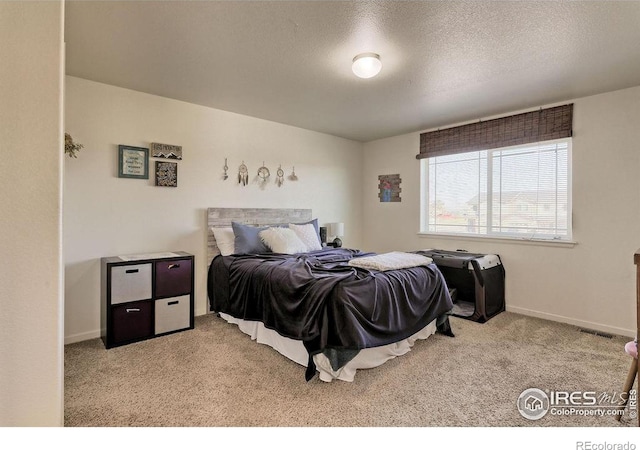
[422, 139, 571, 240]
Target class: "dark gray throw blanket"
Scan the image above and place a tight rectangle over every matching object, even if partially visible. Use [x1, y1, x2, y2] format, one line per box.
[207, 248, 454, 380]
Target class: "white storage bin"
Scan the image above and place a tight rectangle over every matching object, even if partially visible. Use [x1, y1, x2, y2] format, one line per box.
[110, 263, 152, 305]
[155, 294, 191, 334]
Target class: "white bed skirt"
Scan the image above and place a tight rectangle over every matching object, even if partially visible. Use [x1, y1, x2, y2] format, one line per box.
[219, 313, 437, 382]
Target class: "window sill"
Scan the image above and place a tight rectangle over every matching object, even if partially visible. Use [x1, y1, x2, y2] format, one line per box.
[417, 232, 577, 248]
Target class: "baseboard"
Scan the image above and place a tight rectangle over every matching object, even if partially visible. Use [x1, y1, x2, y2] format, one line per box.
[506, 305, 635, 338]
[65, 330, 101, 345]
[64, 312, 213, 345]
[65, 309, 635, 345]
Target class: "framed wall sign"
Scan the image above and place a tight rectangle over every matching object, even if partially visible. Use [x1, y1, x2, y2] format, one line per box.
[150, 142, 182, 160]
[155, 161, 178, 187]
[118, 145, 149, 179]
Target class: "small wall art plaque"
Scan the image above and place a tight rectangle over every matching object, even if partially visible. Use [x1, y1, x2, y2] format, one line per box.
[155, 161, 178, 187]
[118, 145, 149, 179]
[150, 142, 182, 160]
[378, 174, 402, 202]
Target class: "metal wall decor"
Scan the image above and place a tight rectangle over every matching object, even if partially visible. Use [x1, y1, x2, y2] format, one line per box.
[156, 161, 178, 187]
[238, 161, 249, 185]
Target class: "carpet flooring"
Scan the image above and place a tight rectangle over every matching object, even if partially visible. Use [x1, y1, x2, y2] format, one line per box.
[64, 312, 637, 428]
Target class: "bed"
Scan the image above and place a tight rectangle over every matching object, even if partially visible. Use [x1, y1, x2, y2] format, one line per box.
[206, 207, 454, 382]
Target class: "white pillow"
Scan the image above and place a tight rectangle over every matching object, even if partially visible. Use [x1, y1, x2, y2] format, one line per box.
[212, 227, 235, 256]
[289, 223, 322, 252]
[259, 227, 308, 254]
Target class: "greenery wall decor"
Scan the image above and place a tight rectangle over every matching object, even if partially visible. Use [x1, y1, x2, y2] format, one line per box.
[65, 133, 84, 158]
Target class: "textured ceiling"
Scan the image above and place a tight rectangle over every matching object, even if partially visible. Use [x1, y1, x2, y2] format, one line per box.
[65, 1, 640, 142]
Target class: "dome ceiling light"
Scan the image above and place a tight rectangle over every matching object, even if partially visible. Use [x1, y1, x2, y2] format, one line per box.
[352, 52, 382, 79]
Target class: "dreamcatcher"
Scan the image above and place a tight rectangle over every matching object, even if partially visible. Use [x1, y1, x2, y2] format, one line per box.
[223, 158, 229, 180]
[238, 161, 249, 186]
[276, 165, 284, 187]
[288, 166, 298, 181]
[257, 162, 270, 187]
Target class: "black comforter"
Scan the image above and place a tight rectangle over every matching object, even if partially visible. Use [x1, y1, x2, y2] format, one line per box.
[207, 248, 453, 379]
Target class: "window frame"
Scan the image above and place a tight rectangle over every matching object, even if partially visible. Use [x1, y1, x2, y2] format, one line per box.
[419, 137, 573, 243]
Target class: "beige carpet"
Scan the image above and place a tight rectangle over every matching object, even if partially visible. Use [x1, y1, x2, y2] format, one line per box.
[64, 312, 637, 427]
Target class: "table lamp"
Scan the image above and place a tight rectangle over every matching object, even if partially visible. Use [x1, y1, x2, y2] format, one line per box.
[329, 222, 344, 248]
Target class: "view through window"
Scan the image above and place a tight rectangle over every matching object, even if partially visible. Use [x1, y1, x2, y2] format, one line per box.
[421, 139, 571, 240]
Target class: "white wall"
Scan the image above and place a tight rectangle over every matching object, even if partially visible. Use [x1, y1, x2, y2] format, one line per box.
[0, 1, 64, 426]
[64, 76, 363, 343]
[362, 86, 640, 337]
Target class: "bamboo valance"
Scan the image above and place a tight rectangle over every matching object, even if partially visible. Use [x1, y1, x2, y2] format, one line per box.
[416, 104, 573, 159]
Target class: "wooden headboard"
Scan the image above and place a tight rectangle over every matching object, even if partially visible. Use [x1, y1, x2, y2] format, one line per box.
[206, 207, 313, 263]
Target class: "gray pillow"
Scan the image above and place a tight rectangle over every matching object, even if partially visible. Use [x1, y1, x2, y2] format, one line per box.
[231, 222, 270, 254]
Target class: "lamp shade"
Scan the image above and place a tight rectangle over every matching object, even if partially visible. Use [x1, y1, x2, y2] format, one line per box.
[329, 222, 344, 237]
[352, 53, 382, 79]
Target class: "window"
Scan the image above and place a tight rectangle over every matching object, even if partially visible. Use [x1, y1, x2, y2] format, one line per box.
[420, 138, 571, 241]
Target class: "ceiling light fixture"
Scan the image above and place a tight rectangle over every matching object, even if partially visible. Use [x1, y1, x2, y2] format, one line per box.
[352, 52, 382, 79]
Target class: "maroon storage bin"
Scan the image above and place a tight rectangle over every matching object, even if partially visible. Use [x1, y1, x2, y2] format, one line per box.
[111, 300, 153, 344]
[155, 259, 192, 298]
